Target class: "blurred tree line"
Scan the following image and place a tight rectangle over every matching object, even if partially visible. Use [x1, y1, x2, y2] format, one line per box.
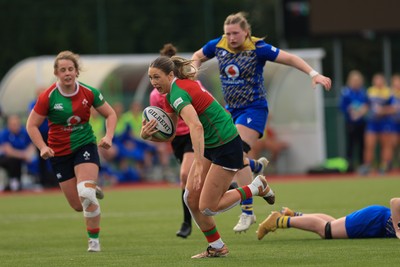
[0, 0, 279, 81]
[2, 0, 400, 158]
[2, 0, 400, 86]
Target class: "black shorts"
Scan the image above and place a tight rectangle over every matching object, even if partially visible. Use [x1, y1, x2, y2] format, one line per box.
[204, 135, 243, 170]
[50, 143, 100, 182]
[171, 134, 194, 163]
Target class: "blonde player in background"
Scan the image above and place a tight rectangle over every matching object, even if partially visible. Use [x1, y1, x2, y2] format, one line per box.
[192, 12, 331, 233]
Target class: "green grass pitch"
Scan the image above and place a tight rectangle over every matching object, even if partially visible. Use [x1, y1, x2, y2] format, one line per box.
[1, 176, 400, 266]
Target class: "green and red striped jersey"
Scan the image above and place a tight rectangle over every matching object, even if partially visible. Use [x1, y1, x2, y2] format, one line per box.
[165, 79, 238, 148]
[34, 81, 105, 156]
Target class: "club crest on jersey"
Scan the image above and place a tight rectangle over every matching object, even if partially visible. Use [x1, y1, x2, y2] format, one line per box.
[54, 103, 64, 111]
[220, 50, 228, 57]
[67, 115, 81, 126]
[82, 99, 88, 106]
[83, 151, 90, 160]
[225, 64, 240, 79]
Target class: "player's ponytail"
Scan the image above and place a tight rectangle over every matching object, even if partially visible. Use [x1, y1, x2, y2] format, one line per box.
[160, 43, 177, 58]
[150, 56, 197, 80]
[170, 56, 197, 80]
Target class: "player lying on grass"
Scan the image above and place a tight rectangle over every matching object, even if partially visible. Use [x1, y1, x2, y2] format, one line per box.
[257, 197, 400, 240]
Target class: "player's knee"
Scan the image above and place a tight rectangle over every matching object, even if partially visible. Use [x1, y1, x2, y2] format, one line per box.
[200, 207, 219, 216]
[71, 203, 83, 212]
[183, 189, 197, 211]
[390, 198, 400, 207]
[77, 180, 100, 218]
[199, 201, 219, 216]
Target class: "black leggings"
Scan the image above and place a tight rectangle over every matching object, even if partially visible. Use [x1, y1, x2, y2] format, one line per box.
[0, 156, 23, 179]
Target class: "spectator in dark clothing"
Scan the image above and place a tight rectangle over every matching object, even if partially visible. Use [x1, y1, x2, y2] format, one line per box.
[339, 70, 369, 172]
[0, 114, 36, 191]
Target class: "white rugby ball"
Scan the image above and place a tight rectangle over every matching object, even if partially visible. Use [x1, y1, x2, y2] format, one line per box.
[142, 106, 175, 140]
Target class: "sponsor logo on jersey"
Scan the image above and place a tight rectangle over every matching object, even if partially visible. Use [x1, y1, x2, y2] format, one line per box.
[54, 103, 64, 111]
[225, 64, 240, 79]
[67, 116, 81, 126]
[99, 93, 104, 101]
[271, 46, 277, 52]
[56, 173, 62, 180]
[247, 117, 253, 124]
[63, 125, 84, 132]
[173, 97, 184, 109]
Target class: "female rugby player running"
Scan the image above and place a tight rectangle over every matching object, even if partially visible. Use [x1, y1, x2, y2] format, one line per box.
[141, 55, 274, 258]
[27, 51, 117, 252]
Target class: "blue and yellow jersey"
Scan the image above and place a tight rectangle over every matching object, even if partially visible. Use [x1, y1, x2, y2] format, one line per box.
[202, 36, 280, 109]
[366, 86, 394, 120]
[391, 90, 400, 122]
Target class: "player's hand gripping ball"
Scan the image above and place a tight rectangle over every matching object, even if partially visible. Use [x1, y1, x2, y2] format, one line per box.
[142, 106, 175, 140]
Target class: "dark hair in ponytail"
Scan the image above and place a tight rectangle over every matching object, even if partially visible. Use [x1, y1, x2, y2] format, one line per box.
[149, 56, 197, 80]
[160, 43, 177, 58]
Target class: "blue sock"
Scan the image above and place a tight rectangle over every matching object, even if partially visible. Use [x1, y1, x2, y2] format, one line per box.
[249, 159, 262, 173]
[241, 198, 253, 215]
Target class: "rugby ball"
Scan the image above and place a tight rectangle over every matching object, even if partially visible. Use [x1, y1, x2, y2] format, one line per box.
[142, 106, 175, 140]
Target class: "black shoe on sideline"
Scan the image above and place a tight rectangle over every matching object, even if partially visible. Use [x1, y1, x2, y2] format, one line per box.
[176, 222, 191, 238]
